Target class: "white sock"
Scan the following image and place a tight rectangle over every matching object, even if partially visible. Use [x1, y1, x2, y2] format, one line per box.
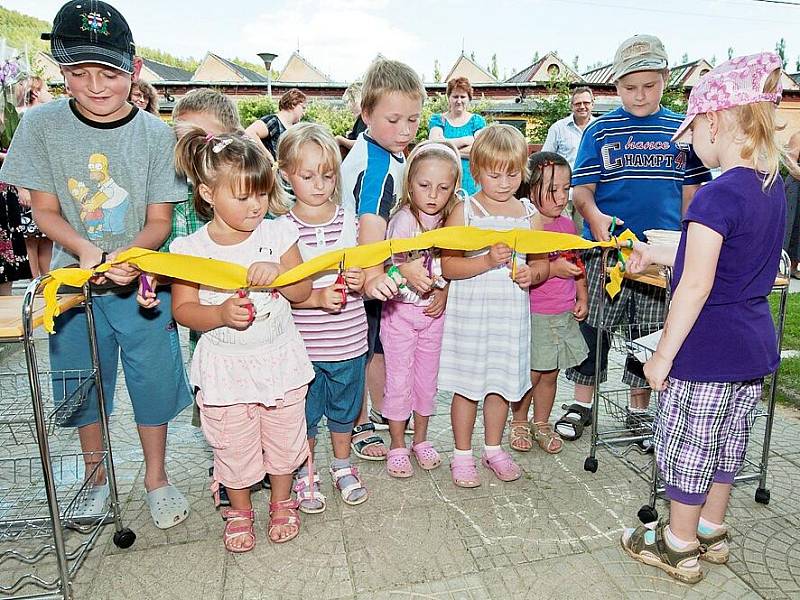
[483, 444, 502, 456]
[698, 516, 724, 535]
[665, 525, 696, 549]
[453, 448, 473, 457]
[629, 407, 647, 413]
[573, 400, 592, 409]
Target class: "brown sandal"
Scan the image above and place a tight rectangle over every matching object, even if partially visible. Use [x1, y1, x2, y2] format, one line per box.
[508, 420, 533, 452]
[531, 421, 563, 454]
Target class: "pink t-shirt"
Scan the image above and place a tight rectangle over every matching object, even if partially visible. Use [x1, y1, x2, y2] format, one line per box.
[530, 215, 578, 315]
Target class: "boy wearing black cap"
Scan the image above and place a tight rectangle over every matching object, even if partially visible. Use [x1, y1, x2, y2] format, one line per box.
[0, 1, 192, 529]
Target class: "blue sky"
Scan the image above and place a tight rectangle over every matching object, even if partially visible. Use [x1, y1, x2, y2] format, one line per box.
[7, 0, 800, 80]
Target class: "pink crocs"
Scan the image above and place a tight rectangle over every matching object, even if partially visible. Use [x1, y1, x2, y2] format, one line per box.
[481, 450, 522, 482]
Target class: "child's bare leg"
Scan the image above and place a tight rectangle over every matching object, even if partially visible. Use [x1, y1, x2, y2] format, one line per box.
[669, 500, 703, 542]
[451, 393, 477, 450]
[411, 412, 429, 446]
[388, 419, 406, 450]
[511, 377, 535, 423]
[483, 393, 509, 446]
[532, 370, 559, 424]
[509, 377, 535, 451]
[268, 473, 296, 542]
[225, 487, 253, 551]
[574, 383, 594, 403]
[700, 482, 732, 525]
[0, 281, 11, 295]
[630, 387, 651, 410]
[367, 353, 386, 415]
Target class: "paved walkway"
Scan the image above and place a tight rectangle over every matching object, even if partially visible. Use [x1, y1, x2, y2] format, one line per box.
[1, 328, 800, 600]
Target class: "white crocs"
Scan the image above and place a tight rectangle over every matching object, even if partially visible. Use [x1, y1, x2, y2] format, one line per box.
[71, 481, 109, 523]
[146, 484, 189, 529]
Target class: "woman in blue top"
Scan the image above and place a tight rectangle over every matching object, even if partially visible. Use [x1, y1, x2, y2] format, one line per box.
[428, 77, 486, 195]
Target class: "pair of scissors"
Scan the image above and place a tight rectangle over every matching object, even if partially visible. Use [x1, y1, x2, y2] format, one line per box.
[608, 216, 628, 272]
[334, 256, 348, 307]
[237, 289, 255, 322]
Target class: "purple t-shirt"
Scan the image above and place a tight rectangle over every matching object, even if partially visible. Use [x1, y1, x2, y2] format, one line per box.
[670, 167, 785, 382]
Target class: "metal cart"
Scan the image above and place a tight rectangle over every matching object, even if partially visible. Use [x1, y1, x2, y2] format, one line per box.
[581, 248, 789, 524]
[0, 276, 135, 600]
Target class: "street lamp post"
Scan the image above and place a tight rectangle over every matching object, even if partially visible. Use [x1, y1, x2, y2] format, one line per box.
[257, 52, 278, 98]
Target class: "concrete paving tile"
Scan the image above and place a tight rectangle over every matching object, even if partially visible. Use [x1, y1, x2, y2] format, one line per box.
[353, 574, 490, 600]
[445, 493, 585, 569]
[726, 456, 800, 523]
[477, 553, 624, 599]
[342, 505, 477, 594]
[85, 539, 225, 600]
[222, 518, 352, 600]
[727, 515, 800, 600]
[592, 545, 761, 599]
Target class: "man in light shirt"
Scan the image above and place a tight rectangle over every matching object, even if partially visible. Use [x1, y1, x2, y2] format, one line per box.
[541, 86, 595, 229]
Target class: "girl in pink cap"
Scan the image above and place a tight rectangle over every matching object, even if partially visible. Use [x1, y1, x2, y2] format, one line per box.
[620, 52, 791, 584]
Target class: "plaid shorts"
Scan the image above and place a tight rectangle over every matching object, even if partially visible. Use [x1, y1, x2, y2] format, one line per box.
[565, 248, 666, 388]
[655, 377, 763, 505]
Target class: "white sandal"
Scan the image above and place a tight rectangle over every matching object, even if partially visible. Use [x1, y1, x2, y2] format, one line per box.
[293, 470, 326, 514]
[330, 465, 368, 506]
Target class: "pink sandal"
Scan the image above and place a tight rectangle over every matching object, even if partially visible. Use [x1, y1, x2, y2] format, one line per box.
[222, 508, 255, 553]
[481, 450, 522, 482]
[267, 498, 300, 544]
[450, 454, 481, 488]
[411, 441, 442, 470]
[386, 447, 414, 478]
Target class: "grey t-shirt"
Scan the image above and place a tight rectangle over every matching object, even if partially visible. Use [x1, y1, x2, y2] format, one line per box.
[0, 98, 186, 269]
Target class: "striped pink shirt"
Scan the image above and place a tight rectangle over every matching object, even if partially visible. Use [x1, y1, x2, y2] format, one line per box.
[285, 206, 368, 362]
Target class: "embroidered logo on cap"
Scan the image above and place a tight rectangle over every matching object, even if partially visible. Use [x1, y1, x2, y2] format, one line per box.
[80, 12, 110, 36]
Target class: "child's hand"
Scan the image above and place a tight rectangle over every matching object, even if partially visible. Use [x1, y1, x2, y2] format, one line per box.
[486, 243, 513, 268]
[247, 261, 281, 287]
[424, 284, 449, 318]
[573, 296, 588, 321]
[365, 273, 402, 301]
[319, 283, 347, 313]
[551, 257, 583, 279]
[344, 267, 365, 292]
[644, 352, 672, 392]
[398, 258, 433, 294]
[587, 212, 624, 243]
[512, 263, 533, 289]
[136, 274, 160, 309]
[220, 292, 255, 330]
[624, 241, 654, 274]
[104, 248, 139, 286]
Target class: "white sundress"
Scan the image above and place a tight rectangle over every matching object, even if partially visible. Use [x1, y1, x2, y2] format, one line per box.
[437, 195, 533, 402]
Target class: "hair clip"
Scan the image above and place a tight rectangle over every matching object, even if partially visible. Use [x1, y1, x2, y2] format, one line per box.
[212, 138, 233, 153]
[271, 161, 280, 173]
[204, 132, 215, 142]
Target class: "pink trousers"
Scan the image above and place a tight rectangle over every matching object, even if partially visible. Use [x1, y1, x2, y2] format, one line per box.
[380, 301, 444, 420]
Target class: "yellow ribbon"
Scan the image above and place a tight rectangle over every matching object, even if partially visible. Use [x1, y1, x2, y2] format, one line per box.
[41, 226, 637, 333]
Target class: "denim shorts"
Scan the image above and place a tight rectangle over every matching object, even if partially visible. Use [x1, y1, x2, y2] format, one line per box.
[305, 353, 367, 438]
[49, 287, 193, 427]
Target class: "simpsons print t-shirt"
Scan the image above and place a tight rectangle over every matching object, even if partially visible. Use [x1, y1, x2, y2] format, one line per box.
[571, 106, 711, 240]
[0, 98, 186, 269]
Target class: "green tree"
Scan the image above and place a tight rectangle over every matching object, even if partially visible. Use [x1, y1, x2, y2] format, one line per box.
[237, 97, 278, 128]
[302, 101, 354, 136]
[661, 87, 688, 114]
[527, 77, 571, 144]
[433, 59, 442, 83]
[728, 47, 734, 60]
[531, 51, 540, 65]
[776, 38, 787, 68]
[710, 55, 716, 67]
[680, 52, 689, 64]
[572, 55, 580, 71]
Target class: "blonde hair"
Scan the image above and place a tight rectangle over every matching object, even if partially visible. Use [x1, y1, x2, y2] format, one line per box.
[469, 124, 529, 182]
[361, 59, 426, 116]
[342, 82, 362, 111]
[174, 127, 288, 220]
[395, 140, 462, 226]
[173, 88, 241, 133]
[277, 122, 343, 204]
[725, 69, 790, 188]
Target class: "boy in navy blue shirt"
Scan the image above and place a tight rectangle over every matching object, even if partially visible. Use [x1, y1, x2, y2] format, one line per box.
[557, 35, 711, 443]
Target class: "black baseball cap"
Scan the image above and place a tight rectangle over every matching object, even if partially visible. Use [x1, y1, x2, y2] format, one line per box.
[42, 1, 136, 73]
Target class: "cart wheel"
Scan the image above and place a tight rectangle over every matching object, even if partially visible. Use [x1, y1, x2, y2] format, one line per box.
[113, 528, 136, 548]
[583, 457, 598, 473]
[637, 505, 658, 524]
[755, 487, 771, 505]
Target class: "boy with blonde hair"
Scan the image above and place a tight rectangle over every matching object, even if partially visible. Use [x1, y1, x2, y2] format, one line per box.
[341, 58, 427, 460]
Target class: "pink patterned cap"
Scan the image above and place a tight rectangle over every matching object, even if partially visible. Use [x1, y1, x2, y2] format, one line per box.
[673, 52, 783, 141]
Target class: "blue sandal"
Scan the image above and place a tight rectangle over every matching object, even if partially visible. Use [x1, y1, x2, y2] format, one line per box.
[350, 422, 387, 461]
